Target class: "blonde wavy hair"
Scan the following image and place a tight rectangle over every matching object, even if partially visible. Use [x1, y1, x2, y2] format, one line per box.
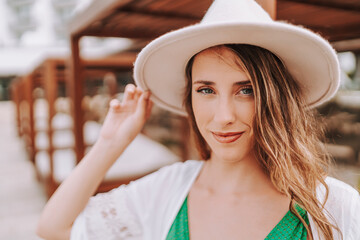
[183, 44, 341, 239]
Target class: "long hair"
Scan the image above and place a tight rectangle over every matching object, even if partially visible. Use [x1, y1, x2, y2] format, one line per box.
[183, 44, 340, 239]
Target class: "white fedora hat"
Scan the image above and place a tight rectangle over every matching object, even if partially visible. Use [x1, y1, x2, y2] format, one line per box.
[134, 0, 340, 116]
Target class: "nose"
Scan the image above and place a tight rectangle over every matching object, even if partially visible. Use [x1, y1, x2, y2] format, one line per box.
[213, 96, 236, 126]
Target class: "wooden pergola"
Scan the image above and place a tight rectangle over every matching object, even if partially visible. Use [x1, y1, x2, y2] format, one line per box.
[12, 56, 137, 196]
[68, 0, 360, 163]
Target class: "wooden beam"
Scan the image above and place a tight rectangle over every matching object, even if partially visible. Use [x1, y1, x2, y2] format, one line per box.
[280, 0, 360, 12]
[80, 29, 160, 39]
[332, 38, 360, 52]
[256, 0, 277, 19]
[83, 54, 136, 67]
[81, 12, 196, 39]
[68, 35, 85, 163]
[68, 0, 133, 36]
[309, 24, 360, 42]
[123, 0, 212, 19]
[118, 7, 201, 21]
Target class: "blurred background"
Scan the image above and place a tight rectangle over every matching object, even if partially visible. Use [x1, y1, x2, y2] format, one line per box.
[0, 0, 359, 239]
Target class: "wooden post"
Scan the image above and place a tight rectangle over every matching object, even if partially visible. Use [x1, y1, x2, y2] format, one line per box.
[10, 80, 21, 136]
[25, 74, 35, 163]
[68, 35, 85, 163]
[256, 0, 277, 19]
[44, 59, 56, 178]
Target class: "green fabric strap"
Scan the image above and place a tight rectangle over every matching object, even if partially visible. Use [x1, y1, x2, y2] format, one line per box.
[166, 196, 309, 240]
[265, 203, 309, 240]
[167, 196, 190, 240]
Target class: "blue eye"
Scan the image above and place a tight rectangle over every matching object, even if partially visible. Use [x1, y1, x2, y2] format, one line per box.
[239, 87, 253, 95]
[197, 88, 214, 95]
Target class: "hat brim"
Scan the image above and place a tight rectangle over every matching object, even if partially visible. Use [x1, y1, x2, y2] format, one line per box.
[134, 21, 340, 116]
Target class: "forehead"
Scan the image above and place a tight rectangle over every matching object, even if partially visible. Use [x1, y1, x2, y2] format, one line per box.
[198, 45, 235, 58]
[193, 46, 245, 72]
[192, 46, 248, 82]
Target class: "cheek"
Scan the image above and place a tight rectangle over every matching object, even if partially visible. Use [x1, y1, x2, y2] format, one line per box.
[191, 94, 213, 124]
[191, 95, 216, 142]
[236, 101, 255, 126]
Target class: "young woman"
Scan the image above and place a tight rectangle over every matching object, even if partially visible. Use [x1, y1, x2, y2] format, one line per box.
[37, 0, 360, 239]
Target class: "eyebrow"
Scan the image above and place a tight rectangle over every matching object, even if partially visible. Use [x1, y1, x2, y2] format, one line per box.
[193, 80, 251, 86]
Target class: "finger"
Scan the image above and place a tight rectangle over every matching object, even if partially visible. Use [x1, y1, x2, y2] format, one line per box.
[134, 87, 143, 103]
[122, 84, 136, 104]
[135, 91, 150, 119]
[144, 91, 152, 119]
[109, 99, 121, 112]
[145, 99, 153, 120]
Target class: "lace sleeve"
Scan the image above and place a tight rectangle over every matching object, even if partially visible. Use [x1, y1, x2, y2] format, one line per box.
[70, 185, 143, 240]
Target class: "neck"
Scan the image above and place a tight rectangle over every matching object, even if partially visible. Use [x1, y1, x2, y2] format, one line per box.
[197, 153, 276, 195]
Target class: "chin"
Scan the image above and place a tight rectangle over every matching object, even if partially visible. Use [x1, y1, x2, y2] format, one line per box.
[209, 144, 255, 163]
[211, 150, 247, 163]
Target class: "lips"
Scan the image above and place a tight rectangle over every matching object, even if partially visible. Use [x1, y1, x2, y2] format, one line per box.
[211, 131, 244, 144]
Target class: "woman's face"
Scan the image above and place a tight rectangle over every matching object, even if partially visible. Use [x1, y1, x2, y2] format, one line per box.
[191, 47, 255, 162]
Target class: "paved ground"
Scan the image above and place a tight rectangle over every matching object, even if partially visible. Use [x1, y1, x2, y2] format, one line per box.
[0, 101, 46, 240]
[0, 101, 358, 240]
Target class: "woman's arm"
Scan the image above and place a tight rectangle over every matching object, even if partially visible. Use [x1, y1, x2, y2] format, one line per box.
[37, 84, 152, 240]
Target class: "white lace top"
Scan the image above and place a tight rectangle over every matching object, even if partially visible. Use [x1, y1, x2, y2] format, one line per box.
[71, 186, 143, 239]
[71, 160, 360, 240]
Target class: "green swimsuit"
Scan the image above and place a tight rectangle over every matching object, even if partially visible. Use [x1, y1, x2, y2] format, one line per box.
[167, 196, 309, 240]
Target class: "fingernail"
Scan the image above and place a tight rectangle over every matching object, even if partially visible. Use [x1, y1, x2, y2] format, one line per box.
[110, 99, 120, 107]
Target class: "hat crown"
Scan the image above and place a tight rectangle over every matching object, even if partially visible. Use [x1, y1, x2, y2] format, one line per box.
[201, 0, 272, 24]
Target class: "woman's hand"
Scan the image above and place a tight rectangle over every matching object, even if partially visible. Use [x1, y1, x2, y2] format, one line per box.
[99, 84, 153, 148]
